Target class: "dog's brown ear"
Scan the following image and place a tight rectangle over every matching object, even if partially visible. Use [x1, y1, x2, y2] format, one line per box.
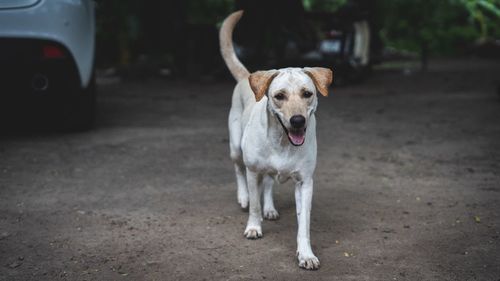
[249, 70, 279, 101]
[303, 67, 333, 97]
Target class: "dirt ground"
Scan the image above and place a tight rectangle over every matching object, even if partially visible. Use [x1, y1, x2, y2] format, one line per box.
[0, 59, 499, 281]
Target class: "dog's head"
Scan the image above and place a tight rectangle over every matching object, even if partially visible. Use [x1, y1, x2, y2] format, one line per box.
[249, 67, 333, 146]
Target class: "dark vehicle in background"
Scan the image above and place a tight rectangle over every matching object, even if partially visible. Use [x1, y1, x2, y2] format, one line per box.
[231, 0, 381, 85]
[0, 0, 96, 130]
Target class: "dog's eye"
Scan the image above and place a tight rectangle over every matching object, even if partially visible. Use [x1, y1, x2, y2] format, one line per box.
[303, 91, 313, 98]
[274, 93, 286, 100]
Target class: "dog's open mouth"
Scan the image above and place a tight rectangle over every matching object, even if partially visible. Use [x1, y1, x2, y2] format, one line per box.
[288, 128, 306, 146]
[274, 113, 306, 146]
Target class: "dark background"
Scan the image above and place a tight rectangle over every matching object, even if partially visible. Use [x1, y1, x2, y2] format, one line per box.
[94, 0, 500, 78]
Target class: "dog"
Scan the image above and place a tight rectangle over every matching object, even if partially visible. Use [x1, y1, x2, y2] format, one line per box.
[219, 10, 332, 270]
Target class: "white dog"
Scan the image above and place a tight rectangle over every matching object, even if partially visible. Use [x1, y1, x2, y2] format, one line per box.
[219, 11, 332, 270]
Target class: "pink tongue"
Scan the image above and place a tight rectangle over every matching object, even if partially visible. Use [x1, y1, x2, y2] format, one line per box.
[288, 132, 305, 145]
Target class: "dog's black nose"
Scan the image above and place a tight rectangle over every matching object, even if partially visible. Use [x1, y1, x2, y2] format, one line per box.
[290, 115, 306, 128]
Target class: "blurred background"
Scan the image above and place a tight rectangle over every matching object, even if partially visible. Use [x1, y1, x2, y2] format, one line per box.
[1, 0, 499, 130]
[94, 0, 500, 82]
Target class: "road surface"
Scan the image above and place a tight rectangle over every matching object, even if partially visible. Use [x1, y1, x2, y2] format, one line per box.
[1, 59, 499, 280]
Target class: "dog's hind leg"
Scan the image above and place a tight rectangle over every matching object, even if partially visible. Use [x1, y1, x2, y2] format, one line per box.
[233, 162, 249, 209]
[228, 98, 248, 209]
[263, 175, 279, 220]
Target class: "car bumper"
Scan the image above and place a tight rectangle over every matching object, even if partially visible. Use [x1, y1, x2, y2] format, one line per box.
[0, 0, 95, 87]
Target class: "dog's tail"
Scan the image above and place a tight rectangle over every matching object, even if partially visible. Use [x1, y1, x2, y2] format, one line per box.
[219, 10, 249, 82]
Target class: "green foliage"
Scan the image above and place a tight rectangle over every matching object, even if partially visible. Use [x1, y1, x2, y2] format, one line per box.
[94, 0, 500, 65]
[379, 0, 500, 55]
[304, 0, 499, 55]
[455, 0, 500, 40]
[303, 0, 347, 12]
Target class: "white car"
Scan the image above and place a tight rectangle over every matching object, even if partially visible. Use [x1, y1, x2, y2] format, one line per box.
[0, 0, 96, 130]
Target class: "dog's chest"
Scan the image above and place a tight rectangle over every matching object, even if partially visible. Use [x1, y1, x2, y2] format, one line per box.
[245, 145, 306, 176]
[269, 153, 307, 182]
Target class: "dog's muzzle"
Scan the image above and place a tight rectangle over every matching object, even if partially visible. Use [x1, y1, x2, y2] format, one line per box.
[275, 113, 306, 146]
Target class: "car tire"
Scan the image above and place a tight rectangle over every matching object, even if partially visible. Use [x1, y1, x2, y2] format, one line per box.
[62, 71, 96, 131]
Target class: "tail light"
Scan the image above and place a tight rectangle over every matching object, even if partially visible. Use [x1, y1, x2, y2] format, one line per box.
[43, 45, 65, 59]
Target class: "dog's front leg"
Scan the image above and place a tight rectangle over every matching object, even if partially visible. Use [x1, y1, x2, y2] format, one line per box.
[244, 169, 263, 239]
[295, 178, 320, 270]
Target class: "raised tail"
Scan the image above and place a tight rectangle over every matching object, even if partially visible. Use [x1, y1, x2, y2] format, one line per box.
[219, 10, 250, 82]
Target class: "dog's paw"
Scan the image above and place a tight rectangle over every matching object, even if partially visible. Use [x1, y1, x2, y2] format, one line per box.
[243, 226, 262, 239]
[297, 253, 320, 270]
[238, 198, 248, 209]
[263, 209, 279, 220]
[237, 194, 249, 209]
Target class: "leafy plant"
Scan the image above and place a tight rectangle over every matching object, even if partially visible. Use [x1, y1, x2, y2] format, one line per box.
[455, 0, 500, 42]
[303, 0, 347, 12]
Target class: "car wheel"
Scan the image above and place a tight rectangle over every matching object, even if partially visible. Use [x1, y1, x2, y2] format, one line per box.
[62, 71, 96, 131]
